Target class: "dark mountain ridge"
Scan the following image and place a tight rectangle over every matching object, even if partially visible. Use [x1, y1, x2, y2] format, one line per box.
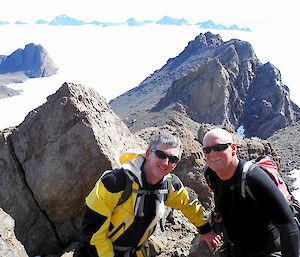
[110, 32, 299, 139]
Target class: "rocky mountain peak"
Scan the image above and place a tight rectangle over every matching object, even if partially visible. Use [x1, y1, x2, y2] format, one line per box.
[184, 32, 224, 52]
[110, 32, 299, 139]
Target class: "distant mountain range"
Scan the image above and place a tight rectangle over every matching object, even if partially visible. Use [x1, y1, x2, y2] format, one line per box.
[0, 15, 251, 32]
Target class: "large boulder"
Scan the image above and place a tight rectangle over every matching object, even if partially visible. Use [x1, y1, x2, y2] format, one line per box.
[1, 82, 146, 256]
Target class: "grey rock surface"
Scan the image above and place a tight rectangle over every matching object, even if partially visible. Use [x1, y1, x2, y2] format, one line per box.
[0, 208, 28, 257]
[0, 128, 60, 255]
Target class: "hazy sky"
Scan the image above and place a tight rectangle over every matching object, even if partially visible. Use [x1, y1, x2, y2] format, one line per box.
[1, 0, 297, 27]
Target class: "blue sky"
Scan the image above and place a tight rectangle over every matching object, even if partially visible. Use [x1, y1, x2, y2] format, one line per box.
[1, 0, 297, 27]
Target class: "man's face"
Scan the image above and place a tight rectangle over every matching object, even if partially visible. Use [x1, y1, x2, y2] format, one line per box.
[144, 143, 180, 184]
[203, 135, 235, 177]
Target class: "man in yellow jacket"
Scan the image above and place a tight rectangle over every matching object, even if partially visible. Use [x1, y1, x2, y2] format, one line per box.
[75, 131, 221, 257]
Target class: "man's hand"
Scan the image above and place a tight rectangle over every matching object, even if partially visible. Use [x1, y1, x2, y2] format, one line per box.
[198, 231, 223, 254]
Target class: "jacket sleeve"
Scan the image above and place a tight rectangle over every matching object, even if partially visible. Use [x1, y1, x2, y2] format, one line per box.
[277, 222, 299, 257]
[165, 174, 211, 234]
[81, 173, 123, 257]
[247, 166, 300, 257]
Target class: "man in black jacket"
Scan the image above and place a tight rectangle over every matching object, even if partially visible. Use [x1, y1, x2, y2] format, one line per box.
[203, 127, 299, 257]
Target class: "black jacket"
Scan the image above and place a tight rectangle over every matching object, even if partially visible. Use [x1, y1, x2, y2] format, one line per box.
[205, 159, 299, 257]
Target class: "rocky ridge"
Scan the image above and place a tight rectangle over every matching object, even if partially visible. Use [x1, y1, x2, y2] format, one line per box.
[110, 32, 299, 139]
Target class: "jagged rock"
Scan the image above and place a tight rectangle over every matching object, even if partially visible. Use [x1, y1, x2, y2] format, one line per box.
[0, 208, 28, 257]
[0, 43, 58, 78]
[243, 62, 297, 139]
[110, 32, 299, 139]
[1, 82, 146, 256]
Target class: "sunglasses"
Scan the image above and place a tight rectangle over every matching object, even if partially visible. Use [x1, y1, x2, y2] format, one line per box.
[151, 149, 180, 164]
[203, 143, 232, 154]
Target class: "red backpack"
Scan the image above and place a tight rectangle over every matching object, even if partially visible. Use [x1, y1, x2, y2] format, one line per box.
[241, 156, 292, 203]
[242, 155, 300, 228]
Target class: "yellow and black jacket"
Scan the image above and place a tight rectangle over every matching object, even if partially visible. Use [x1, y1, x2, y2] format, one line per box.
[80, 151, 211, 257]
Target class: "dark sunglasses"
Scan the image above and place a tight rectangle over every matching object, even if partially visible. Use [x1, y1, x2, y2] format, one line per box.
[203, 143, 232, 154]
[151, 149, 180, 164]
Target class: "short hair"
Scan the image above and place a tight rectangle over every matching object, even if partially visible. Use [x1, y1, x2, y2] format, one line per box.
[203, 128, 233, 144]
[148, 131, 183, 159]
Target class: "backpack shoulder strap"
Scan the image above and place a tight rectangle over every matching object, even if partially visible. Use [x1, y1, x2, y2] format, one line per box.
[241, 161, 257, 201]
[204, 165, 216, 191]
[117, 169, 134, 206]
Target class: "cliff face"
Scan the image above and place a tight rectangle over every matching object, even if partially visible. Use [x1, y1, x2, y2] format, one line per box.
[110, 32, 299, 139]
